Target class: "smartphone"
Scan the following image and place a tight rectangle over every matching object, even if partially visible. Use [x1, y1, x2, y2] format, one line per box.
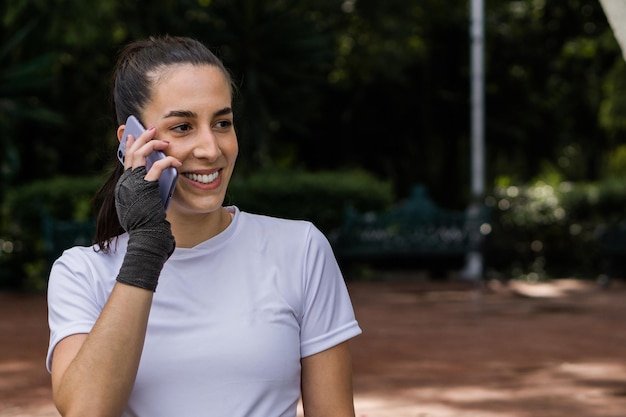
[117, 115, 178, 210]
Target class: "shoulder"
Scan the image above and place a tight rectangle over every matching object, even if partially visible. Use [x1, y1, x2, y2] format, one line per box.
[235, 210, 336, 262]
[55, 235, 126, 267]
[48, 236, 127, 290]
[237, 210, 321, 239]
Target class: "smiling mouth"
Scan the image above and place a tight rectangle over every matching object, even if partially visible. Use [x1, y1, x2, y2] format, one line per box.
[184, 171, 220, 184]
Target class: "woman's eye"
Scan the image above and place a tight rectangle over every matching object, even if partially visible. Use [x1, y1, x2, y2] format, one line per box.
[215, 120, 233, 129]
[172, 124, 191, 133]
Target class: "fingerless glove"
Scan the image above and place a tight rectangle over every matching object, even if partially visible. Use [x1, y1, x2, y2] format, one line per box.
[115, 167, 175, 291]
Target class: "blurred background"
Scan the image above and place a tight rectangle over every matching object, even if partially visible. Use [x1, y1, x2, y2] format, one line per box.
[1, 0, 626, 290]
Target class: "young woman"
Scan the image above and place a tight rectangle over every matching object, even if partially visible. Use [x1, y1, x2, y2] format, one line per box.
[46, 35, 361, 417]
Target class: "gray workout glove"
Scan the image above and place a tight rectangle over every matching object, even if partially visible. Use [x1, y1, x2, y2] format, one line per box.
[115, 167, 175, 291]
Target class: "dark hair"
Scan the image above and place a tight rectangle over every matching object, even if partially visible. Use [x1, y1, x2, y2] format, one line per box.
[94, 35, 235, 252]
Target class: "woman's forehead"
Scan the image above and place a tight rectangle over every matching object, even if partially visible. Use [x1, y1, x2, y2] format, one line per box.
[144, 65, 232, 118]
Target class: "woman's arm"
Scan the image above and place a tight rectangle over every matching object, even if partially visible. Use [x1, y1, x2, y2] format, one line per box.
[51, 283, 153, 417]
[301, 341, 357, 417]
[50, 126, 178, 417]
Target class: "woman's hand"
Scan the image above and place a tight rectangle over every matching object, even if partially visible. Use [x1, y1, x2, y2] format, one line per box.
[114, 126, 181, 292]
[115, 166, 175, 291]
[121, 126, 180, 181]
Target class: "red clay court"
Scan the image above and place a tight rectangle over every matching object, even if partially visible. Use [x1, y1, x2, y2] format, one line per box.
[1, 277, 626, 417]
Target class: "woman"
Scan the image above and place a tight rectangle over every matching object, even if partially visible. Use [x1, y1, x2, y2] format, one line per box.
[46, 35, 361, 417]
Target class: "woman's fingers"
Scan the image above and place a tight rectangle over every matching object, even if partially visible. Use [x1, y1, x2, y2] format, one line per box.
[143, 156, 181, 182]
[124, 128, 181, 179]
[124, 127, 157, 169]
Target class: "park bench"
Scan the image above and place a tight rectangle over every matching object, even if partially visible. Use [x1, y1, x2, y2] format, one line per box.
[330, 185, 491, 275]
[596, 223, 626, 286]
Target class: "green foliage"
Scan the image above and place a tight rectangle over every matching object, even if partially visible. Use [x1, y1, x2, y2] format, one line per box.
[0, 175, 102, 290]
[3, 0, 626, 282]
[330, 0, 429, 86]
[599, 59, 626, 137]
[1, 0, 127, 186]
[0, 21, 65, 199]
[487, 176, 626, 280]
[2, 0, 624, 205]
[205, 0, 340, 170]
[227, 169, 393, 233]
[2, 175, 102, 223]
[486, 0, 620, 184]
[0, 168, 391, 290]
[311, 0, 473, 207]
[601, 143, 626, 178]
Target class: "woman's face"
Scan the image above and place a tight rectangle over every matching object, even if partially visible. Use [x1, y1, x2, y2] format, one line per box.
[140, 64, 238, 217]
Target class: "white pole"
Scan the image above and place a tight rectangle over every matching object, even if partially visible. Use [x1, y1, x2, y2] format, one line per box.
[470, 0, 485, 199]
[462, 0, 485, 281]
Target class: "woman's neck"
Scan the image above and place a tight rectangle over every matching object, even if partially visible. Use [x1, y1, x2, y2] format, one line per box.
[167, 207, 232, 248]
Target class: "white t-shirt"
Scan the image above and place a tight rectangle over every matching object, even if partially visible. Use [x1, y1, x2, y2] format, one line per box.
[47, 206, 361, 417]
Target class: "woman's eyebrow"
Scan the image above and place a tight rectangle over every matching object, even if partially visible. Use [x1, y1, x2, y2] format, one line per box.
[162, 108, 232, 119]
[214, 107, 233, 117]
[163, 110, 196, 119]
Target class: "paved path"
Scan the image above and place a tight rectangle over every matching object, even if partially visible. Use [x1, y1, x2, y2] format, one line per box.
[2, 278, 626, 416]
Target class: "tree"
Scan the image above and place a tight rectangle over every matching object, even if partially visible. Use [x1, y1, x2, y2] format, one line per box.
[0, 21, 64, 199]
[1, 0, 624, 204]
[305, 0, 473, 206]
[484, 0, 620, 183]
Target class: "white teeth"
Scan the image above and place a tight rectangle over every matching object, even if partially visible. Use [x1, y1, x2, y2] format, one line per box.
[185, 171, 219, 184]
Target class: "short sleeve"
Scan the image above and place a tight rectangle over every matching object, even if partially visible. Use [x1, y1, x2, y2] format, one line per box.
[46, 248, 113, 372]
[299, 225, 362, 358]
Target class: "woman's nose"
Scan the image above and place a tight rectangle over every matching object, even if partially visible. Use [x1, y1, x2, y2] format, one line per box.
[193, 129, 222, 161]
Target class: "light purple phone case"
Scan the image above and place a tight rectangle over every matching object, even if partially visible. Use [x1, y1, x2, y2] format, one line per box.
[117, 115, 178, 210]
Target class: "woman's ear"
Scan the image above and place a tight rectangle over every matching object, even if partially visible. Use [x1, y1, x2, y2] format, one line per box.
[117, 125, 126, 143]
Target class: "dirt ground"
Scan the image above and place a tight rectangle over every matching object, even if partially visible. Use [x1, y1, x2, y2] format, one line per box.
[1, 275, 626, 417]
